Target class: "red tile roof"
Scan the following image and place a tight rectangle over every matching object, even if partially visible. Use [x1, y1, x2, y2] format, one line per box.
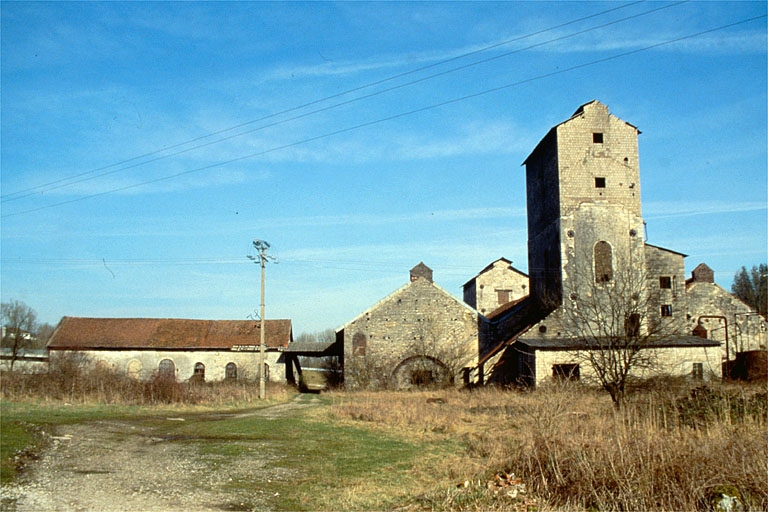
[47, 317, 292, 350]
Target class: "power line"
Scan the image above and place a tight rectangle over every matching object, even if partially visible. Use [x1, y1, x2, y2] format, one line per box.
[2, 13, 763, 219]
[0, 1, 652, 203]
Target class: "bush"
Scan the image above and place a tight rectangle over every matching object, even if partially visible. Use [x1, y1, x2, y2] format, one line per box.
[0, 355, 295, 406]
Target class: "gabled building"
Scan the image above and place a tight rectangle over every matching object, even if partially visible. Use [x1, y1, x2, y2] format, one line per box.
[47, 317, 292, 382]
[338, 263, 481, 389]
[463, 258, 529, 316]
[685, 263, 767, 361]
[486, 101, 729, 385]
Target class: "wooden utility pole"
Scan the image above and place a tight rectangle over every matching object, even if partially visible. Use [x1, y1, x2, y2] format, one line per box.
[248, 239, 275, 400]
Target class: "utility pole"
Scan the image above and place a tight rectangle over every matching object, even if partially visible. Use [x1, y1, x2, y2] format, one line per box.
[248, 239, 275, 400]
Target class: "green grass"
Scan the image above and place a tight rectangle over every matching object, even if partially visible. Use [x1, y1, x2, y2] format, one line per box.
[144, 400, 433, 510]
[0, 396, 445, 511]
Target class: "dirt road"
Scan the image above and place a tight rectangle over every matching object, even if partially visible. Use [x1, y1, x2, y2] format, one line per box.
[2, 396, 322, 512]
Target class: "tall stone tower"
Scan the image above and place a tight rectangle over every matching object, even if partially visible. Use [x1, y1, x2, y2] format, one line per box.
[522, 101, 646, 310]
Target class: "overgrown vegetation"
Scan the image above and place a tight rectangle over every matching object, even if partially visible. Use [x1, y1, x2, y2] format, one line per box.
[327, 380, 768, 511]
[1, 353, 291, 406]
[2, 361, 766, 511]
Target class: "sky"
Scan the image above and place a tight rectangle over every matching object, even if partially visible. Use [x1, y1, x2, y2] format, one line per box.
[1, 1, 766, 335]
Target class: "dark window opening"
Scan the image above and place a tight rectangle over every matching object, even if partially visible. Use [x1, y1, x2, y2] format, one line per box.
[593, 132, 604, 143]
[352, 332, 367, 356]
[595, 177, 606, 188]
[225, 362, 237, 380]
[411, 369, 435, 386]
[625, 314, 641, 337]
[193, 362, 205, 382]
[659, 276, 672, 289]
[496, 289, 512, 304]
[692, 362, 704, 380]
[692, 324, 708, 338]
[553, 364, 580, 381]
[594, 241, 613, 283]
[661, 305, 673, 317]
[159, 359, 175, 378]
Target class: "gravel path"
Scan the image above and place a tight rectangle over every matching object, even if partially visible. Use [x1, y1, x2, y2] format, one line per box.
[2, 396, 322, 512]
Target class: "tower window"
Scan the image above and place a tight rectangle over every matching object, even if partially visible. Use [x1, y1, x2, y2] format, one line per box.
[659, 276, 672, 289]
[594, 241, 613, 283]
[593, 132, 604, 143]
[661, 305, 673, 317]
[595, 177, 606, 188]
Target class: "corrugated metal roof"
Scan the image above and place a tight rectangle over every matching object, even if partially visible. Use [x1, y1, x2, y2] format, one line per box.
[47, 317, 292, 350]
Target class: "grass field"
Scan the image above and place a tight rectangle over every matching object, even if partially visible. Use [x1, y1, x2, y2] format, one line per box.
[2, 372, 767, 511]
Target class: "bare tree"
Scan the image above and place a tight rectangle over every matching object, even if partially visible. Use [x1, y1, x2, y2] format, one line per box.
[1, 300, 39, 371]
[557, 250, 679, 408]
[36, 322, 56, 347]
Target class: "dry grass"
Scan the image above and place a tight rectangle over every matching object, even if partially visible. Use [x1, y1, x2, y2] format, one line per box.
[3, 358, 766, 510]
[0, 353, 294, 407]
[327, 381, 768, 511]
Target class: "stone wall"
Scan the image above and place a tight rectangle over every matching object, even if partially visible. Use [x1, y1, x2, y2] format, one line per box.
[529, 345, 722, 385]
[49, 349, 285, 382]
[555, 101, 641, 218]
[644, 244, 688, 334]
[686, 281, 767, 357]
[342, 277, 479, 388]
[469, 261, 529, 315]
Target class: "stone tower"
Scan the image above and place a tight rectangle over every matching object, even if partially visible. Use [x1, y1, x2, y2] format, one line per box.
[522, 100, 646, 310]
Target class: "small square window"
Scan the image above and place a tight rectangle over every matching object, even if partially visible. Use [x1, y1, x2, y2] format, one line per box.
[593, 132, 604, 143]
[661, 305, 673, 317]
[659, 276, 672, 289]
[595, 177, 606, 188]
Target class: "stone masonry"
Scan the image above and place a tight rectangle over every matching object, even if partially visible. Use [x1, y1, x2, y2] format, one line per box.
[340, 263, 480, 389]
[463, 258, 529, 316]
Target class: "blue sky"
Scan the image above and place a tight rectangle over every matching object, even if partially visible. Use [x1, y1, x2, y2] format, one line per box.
[1, 1, 766, 334]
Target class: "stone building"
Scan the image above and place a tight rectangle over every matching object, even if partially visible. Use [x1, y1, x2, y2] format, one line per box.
[338, 263, 481, 389]
[462, 258, 529, 316]
[485, 101, 734, 386]
[685, 263, 767, 360]
[47, 317, 292, 382]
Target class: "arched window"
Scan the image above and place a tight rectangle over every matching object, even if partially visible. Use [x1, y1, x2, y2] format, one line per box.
[225, 362, 237, 380]
[127, 359, 142, 379]
[594, 241, 613, 283]
[193, 362, 205, 381]
[352, 332, 367, 356]
[158, 358, 175, 378]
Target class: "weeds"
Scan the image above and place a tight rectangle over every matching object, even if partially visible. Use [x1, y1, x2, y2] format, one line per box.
[329, 381, 768, 511]
[0, 353, 292, 406]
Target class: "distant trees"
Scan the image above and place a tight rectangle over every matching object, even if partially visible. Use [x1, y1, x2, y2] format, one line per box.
[1, 300, 41, 370]
[732, 264, 767, 320]
[294, 329, 336, 344]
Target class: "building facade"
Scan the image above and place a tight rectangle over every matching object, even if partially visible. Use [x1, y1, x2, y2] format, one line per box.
[339, 263, 481, 389]
[47, 317, 292, 382]
[487, 101, 756, 385]
[463, 258, 529, 316]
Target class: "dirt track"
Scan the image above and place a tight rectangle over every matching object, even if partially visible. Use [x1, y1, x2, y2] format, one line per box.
[2, 396, 321, 512]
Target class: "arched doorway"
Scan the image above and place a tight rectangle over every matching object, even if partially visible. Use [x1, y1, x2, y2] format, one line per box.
[391, 355, 453, 390]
